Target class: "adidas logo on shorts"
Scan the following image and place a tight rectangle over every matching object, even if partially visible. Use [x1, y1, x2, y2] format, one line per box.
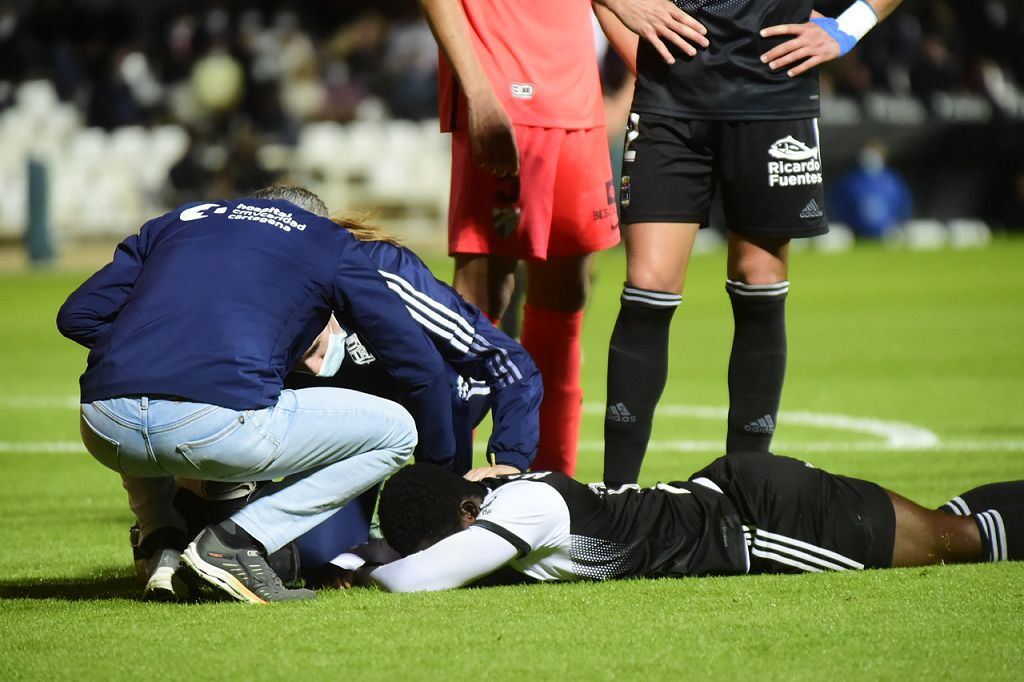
[799, 199, 824, 219]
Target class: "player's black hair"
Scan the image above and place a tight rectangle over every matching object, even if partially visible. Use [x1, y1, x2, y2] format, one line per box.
[251, 185, 329, 217]
[378, 463, 485, 556]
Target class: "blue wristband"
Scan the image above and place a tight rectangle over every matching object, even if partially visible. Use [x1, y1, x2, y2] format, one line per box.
[811, 17, 857, 57]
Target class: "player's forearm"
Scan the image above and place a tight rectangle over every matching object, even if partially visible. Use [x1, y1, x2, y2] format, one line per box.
[369, 526, 518, 592]
[816, 0, 904, 57]
[418, 0, 495, 102]
[594, 2, 638, 76]
[863, 0, 902, 22]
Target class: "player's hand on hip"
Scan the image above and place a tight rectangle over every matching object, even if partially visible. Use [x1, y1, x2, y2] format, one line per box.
[601, 0, 708, 62]
[760, 20, 841, 77]
[467, 94, 520, 177]
[464, 464, 520, 481]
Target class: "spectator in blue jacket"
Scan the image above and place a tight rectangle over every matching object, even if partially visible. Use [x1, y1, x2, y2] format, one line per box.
[829, 141, 913, 240]
[57, 185, 456, 604]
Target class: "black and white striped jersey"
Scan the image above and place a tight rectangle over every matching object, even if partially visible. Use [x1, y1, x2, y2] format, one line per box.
[473, 471, 751, 581]
[366, 454, 894, 593]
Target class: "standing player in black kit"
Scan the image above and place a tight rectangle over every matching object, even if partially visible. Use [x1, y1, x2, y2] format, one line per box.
[603, 0, 904, 487]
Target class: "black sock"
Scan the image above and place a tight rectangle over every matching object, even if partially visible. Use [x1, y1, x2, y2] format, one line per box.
[725, 280, 788, 453]
[973, 505, 1024, 561]
[940, 481, 1024, 561]
[604, 284, 680, 486]
[212, 519, 266, 555]
[939, 481, 1024, 516]
[139, 526, 188, 558]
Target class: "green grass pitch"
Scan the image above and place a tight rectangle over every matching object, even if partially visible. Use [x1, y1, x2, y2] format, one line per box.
[1, 239, 1023, 679]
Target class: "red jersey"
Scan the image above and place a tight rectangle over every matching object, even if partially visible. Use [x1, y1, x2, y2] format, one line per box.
[439, 0, 606, 132]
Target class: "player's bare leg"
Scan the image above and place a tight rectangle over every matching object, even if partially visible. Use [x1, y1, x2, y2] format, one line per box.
[604, 222, 698, 486]
[452, 254, 519, 322]
[888, 491, 983, 567]
[525, 253, 592, 312]
[522, 253, 594, 475]
[724, 233, 790, 453]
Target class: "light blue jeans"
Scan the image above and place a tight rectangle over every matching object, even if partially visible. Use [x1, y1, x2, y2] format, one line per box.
[79, 388, 416, 553]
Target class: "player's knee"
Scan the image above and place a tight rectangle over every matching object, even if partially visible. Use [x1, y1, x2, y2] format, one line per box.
[727, 241, 789, 285]
[453, 255, 517, 319]
[525, 280, 588, 312]
[391, 408, 418, 460]
[617, 283, 682, 314]
[624, 268, 684, 295]
[370, 400, 417, 466]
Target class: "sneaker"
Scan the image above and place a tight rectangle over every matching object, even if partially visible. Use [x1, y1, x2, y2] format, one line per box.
[142, 548, 184, 602]
[180, 526, 316, 604]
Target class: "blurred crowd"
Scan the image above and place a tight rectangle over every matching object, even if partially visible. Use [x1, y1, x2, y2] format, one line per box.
[3, 0, 1023, 131]
[819, 0, 1024, 112]
[0, 0, 1022, 230]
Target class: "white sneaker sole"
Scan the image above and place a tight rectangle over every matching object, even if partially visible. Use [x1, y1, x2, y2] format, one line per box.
[142, 566, 179, 602]
[181, 543, 267, 605]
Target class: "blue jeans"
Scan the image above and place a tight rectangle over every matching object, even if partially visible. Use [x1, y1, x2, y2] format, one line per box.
[79, 388, 416, 553]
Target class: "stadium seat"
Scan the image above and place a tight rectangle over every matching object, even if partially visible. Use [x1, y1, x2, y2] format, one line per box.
[903, 219, 948, 250]
[14, 80, 58, 120]
[947, 218, 992, 249]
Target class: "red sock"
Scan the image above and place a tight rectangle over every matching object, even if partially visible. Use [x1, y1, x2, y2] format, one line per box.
[520, 304, 584, 476]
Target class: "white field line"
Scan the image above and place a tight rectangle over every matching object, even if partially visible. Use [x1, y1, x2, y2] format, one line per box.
[584, 402, 940, 449]
[3, 398, 1023, 454]
[578, 440, 1024, 453]
[0, 396, 79, 409]
[0, 441, 84, 453]
[5, 440, 1022, 455]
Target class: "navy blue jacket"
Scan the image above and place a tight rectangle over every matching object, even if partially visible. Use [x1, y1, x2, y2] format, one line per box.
[57, 199, 456, 464]
[315, 240, 542, 472]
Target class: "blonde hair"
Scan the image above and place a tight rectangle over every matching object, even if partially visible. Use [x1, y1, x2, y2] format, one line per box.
[330, 215, 403, 246]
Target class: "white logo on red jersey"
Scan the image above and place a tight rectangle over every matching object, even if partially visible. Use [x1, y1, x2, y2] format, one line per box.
[511, 82, 535, 99]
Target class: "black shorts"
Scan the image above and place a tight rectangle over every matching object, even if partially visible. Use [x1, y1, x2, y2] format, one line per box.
[688, 453, 895, 573]
[620, 113, 829, 239]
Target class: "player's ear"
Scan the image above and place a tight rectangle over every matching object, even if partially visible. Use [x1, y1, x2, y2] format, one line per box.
[459, 497, 481, 526]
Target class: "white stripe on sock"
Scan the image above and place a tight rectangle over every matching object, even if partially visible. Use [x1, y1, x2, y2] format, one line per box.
[621, 292, 681, 308]
[976, 512, 996, 561]
[983, 510, 1007, 561]
[726, 280, 790, 297]
[947, 496, 971, 516]
[622, 286, 682, 302]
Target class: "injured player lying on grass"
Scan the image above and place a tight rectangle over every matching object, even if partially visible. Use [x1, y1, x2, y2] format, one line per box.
[328, 453, 1023, 592]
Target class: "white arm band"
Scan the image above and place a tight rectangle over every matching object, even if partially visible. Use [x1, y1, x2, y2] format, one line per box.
[836, 0, 878, 42]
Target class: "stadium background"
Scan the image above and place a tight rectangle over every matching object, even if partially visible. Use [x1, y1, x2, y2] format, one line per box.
[1, 1, 1022, 679]
[1, 0, 1023, 254]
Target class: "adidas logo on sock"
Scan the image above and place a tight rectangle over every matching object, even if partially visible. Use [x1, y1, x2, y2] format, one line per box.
[799, 198, 823, 219]
[743, 414, 776, 434]
[606, 402, 637, 423]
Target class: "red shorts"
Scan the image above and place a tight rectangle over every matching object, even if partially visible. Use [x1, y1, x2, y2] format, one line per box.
[448, 125, 621, 260]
